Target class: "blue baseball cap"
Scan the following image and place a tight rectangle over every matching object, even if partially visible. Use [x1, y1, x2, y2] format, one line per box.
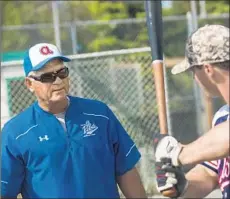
[23, 43, 71, 76]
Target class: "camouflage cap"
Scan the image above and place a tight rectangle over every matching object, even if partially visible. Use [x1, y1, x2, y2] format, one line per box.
[172, 24, 230, 75]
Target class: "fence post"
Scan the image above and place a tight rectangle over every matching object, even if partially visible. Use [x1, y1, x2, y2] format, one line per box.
[199, 0, 207, 18]
[190, 1, 198, 30]
[186, 11, 203, 135]
[70, 23, 78, 54]
[188, 3, 214, 132]
[51, 1, 61, 50]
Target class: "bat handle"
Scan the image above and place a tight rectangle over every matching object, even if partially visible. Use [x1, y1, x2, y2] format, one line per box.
[162, 187, 178, 198]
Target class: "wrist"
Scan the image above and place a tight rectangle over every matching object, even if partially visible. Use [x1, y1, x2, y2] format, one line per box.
[177, 145, 184, 165]
[177, 145, 186, 165]
[172, 144, 183, 166]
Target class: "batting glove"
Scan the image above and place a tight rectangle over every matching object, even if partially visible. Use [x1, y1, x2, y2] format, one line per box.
[155, 158, 188, 198]
[153, 133, 183, 166]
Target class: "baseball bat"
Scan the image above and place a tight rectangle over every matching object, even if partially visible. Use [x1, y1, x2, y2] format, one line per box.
[145, 0, 177, 197]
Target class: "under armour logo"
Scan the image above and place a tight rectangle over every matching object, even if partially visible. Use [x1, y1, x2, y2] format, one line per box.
[81, 121, 98, 137]
[39, 135, 49, 142]
[40, 46, 53, 55]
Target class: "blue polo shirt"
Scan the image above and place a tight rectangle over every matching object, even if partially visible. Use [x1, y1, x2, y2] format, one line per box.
[1, 96, 141, 198]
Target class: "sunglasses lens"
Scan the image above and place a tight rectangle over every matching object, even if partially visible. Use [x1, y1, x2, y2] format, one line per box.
[40, 74, 56, 83]
[57, 67, 69, 79]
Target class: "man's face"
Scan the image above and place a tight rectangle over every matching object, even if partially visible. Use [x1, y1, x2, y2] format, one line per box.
[26, 59, 70, 104]
[191, 65, 220, 97]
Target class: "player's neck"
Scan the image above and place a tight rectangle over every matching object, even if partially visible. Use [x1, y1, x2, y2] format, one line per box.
[218, 76, 229, 105]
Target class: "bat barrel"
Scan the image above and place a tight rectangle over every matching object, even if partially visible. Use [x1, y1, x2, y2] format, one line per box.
[152, 60, 168, 134]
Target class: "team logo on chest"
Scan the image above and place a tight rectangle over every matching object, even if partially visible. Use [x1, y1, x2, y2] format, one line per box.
[81, 120, 98, 137]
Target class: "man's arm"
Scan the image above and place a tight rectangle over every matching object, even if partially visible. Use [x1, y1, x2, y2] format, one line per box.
[182, 164, 218, 198]
[117, 167, 147, 198]
[106, 106, 146, 198]
[1, 126, 24, 198]
[154, 120, 229, 166]
[179, 120, 229, 165]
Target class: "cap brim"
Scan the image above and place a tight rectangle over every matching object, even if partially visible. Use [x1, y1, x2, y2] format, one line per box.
[31, 56, 71, 72]
[171, 59, 190, 75]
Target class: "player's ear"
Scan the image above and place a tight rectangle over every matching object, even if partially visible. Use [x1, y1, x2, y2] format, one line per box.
[203, 63, 214, 77]
[25, 77, 34, 93]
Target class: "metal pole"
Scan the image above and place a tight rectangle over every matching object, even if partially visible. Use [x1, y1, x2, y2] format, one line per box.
[51, 1, 61, 50]
[186, 12, 193, 34]
[186, 11, 203, 135]
[190, 1, 198, 30]
[70, 23, 77, 54]
[190, 1, 204, 133]
[189, 2, 214, 132]
[199, 0, 207, 18]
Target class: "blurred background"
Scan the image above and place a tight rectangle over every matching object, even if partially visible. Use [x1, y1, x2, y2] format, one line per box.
[1, 0, 229, 197]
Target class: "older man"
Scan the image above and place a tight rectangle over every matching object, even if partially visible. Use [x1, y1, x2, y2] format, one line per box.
[1, 43, 146, 198]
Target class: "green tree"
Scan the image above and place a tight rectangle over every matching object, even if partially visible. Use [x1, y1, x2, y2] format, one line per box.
[2, 1, 54, 52]
[2, 1, 229, 55]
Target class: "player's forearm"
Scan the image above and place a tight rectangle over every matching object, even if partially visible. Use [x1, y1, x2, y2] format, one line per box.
[181, 166, 218, 198]
[117, 167, 147, 198]
[182, 177, 214, 198]
[179, 121, 229, 165]
[182, 181, 210, 198]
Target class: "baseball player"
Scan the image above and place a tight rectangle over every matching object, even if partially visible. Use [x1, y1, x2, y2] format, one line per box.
[1, 43, 146, 198]
[154, 24, 229, 198]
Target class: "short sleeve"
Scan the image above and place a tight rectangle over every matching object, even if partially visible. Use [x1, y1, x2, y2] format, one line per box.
[1, 126, 25, 198]
[107, 106, 141, 176]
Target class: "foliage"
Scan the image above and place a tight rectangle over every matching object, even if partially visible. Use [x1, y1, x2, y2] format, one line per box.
[2, 1, 229, 55]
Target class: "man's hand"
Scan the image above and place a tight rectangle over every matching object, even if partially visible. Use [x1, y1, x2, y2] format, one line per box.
[155, 158, 188, 198]
[153, 133, 183, 166]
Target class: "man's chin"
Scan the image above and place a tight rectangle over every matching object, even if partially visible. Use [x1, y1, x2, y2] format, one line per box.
[51, 92, 67, 102]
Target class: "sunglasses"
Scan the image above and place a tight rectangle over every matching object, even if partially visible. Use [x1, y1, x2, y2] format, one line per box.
[29, 67, 69, 83]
